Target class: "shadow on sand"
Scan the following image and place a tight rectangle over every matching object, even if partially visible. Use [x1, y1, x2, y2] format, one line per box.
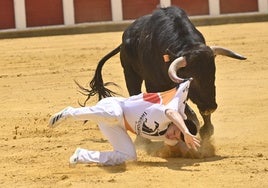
[96, 137, 225, 173]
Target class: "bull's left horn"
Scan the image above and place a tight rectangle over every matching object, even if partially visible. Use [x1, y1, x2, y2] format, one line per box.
[168, 57, 187, 83]
[210, 46, 247, 60]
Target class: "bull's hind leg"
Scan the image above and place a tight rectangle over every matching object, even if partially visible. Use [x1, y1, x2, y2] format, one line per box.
[184, 104, 200, 133]
[122, 68, 153, 145]
[123, 67, 143, 95]
[122, 69, 152, 145]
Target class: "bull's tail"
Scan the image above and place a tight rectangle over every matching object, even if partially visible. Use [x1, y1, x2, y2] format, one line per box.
[75, 45, 121, 106]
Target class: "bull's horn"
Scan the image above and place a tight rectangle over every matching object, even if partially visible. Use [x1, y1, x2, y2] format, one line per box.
[210, 46, 247, 60]
[168, 57, 187, 83]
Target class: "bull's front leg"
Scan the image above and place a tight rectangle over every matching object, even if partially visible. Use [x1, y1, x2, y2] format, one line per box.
[184, 104, 200, 132]
[200, 114, 214, 139]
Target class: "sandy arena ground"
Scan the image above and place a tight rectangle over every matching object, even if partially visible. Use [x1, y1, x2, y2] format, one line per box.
[0, 22, 267, 188]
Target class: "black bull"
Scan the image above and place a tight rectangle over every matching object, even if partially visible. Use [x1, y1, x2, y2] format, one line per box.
[78, 6, 246, 139]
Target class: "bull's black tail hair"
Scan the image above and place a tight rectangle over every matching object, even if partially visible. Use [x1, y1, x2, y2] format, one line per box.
[75, 45, 121, 107]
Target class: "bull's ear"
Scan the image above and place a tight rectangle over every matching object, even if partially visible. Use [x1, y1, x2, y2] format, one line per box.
[163, 54, 170, 62]
[164, 48, 178, 62]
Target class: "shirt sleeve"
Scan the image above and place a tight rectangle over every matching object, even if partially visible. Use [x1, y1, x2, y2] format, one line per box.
[164, 81, 190, 120]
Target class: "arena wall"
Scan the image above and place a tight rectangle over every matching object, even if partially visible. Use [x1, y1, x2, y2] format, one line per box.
[0, 0, 267, 38]
[1, 0, 268, 30]
[0, 0, 15, 29]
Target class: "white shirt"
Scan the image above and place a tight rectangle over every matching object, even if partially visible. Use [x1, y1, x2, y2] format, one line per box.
[122, 80, 190, 146]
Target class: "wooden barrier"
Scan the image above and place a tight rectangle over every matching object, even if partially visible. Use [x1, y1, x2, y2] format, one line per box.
[0, 0, 267, 30]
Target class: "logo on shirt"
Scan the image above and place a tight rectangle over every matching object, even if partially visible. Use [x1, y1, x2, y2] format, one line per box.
[142, 120, 168, 136]
[135, 111, 167, 137]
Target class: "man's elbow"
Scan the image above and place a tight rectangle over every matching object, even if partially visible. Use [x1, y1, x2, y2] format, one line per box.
[165, 109, 176, 118]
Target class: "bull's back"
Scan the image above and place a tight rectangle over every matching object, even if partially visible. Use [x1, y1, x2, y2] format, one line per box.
[121, 15, 151, 59]
[122, 6, 204, 63]
[120, 6, 205, 92]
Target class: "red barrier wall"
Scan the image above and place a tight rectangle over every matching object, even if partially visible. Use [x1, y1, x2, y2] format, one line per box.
[0, 0, 264, 30]
[0, 0, 15, 29]
[74, 0, 112, 23]
[220, 0, 258, 14]
[25, 0, 64, 27]
[172, 0, 209, 15]
[122, 0, 160, 19]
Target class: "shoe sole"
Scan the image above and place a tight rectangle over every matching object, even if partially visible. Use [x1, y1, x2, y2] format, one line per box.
[48, 107, 71, 128]
[69, 148, 81, 168]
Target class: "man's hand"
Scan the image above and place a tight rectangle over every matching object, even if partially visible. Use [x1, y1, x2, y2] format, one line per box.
[184, 131, 200, 151]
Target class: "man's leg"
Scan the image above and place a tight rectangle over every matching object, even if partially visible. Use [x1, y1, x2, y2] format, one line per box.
[48, 97, 124, 128]
[70, 123, 137, 166]
[48, 97, 137, 166]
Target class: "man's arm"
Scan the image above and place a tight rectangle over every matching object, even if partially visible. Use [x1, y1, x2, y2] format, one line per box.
[165, 109, 200, 150]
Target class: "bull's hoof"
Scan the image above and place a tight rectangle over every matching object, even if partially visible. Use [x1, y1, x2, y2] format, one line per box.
[199, 125, 214, 139]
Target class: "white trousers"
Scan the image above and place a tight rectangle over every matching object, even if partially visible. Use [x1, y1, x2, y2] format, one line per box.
[66, 97, 137, 165]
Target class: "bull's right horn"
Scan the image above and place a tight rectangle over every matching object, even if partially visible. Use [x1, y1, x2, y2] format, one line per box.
[168, 57, 187, 83]
[210, 46, 247, 60]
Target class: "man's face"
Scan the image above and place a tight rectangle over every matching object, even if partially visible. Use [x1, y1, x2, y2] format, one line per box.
[165, 123, 181, 140]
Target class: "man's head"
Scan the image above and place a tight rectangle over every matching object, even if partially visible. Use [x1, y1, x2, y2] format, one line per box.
[165, 120, 198, 141]
[165, 123, 182, 140]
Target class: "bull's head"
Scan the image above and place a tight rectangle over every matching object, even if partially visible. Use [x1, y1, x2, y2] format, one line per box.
[168, 45, 246, 116]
